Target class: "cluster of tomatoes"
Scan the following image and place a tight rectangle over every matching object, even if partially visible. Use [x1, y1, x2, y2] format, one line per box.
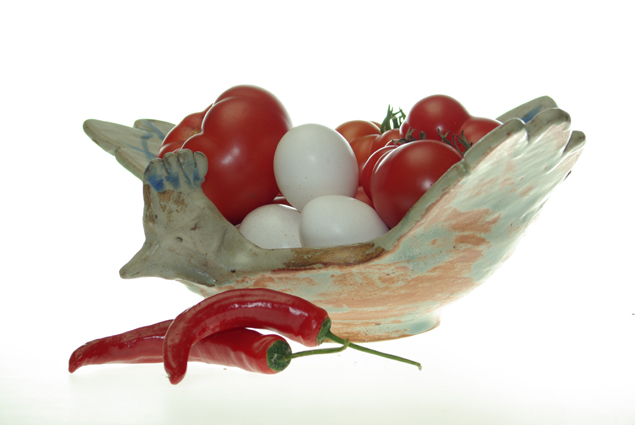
[157, 85, 501, 249]
[340, 96, 501, 228]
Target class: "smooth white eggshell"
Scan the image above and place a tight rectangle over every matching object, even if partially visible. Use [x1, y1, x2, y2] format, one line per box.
[238, 204, 302, 249]
[273, 123, 358, 211]
[300, 195, 389, 248]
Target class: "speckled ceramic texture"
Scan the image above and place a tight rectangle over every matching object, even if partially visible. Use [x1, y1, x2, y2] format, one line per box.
[84, 96, 585, 342]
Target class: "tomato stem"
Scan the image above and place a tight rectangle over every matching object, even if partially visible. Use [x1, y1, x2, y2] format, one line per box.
[405, 128, 423, 142]
[326, 331, 422, 370]
[380, 105, 392, 133]
[407, 128, 425, 142]
[438, 129, 457, 152]
[438, 129, 471, 156]
[455, 131, 472, 152]
[380, 105, 406, 133]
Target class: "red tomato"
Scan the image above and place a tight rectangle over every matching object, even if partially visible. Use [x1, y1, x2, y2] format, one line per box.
[157, 140, 183, 158]
[157, 104, 213, 158]
[348, 127, 402, 185]
[350, 134, 377, 182]
[215, 85, 292, 129]
[361, 145, 397, 200]
[181, 87, 291, 225]
[369, 128, 401, 154]
[335, 120, 380, 143]
[457, 116, 501, 148]
[400, 95, 470, 142]
[370, 140, 463, 228]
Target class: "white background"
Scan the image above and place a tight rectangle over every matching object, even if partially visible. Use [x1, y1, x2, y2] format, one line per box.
[2, 1, 633, 424]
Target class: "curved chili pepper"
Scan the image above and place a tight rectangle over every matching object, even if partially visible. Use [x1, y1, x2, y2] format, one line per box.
[69, 320, 348, 375]
[69, 320, 171, 372]
[163, 288, 422, 384]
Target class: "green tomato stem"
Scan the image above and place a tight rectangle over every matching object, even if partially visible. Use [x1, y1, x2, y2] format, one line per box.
[380, 105, 394, 133]
[380, 105, 406, 133]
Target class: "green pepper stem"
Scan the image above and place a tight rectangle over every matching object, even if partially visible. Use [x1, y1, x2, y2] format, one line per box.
[285, 338, 350, 360]
[326, 331, 422, 371]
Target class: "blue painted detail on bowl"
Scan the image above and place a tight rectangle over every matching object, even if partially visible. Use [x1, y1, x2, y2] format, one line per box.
[141, 120, 168, 141]
[178, 154, 204, 188]
[146, 171, 166, 192]
[521, 105, 543, 123]
[164, 171, 181, 190]
[128, 120, 168, 162]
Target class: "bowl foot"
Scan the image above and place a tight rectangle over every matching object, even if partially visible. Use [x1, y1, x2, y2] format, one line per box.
[330, 313, 442, 342]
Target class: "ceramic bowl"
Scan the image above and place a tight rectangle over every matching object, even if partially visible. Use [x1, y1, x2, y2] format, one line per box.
[84, 96, 585, 342]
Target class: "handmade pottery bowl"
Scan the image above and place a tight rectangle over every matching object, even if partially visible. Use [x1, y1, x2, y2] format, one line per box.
[84, 96, 585, 342]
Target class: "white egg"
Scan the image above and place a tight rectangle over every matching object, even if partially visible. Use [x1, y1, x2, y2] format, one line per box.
[300, 195, 389, 248]
[273, 123, 358, 211]
[238, 204, 302, 249]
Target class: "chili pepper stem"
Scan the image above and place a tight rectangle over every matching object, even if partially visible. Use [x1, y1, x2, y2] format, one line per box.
[285, 338, 350, 360]
[326, 331, 422, 371]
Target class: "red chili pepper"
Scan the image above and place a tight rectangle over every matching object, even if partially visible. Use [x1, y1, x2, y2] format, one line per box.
[69, 320, 348, 375]
[188, 328, 293, 374]
[69, 320, 171, 372]
[163, 288, 421, 384]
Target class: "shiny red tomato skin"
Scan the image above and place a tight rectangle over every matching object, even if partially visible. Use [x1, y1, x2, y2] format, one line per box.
[182, 94, 291, 225]
[369, 128, 401, 154]
[158, 104, 213, 158]
[157, 86, 291, 159]
[157, 140, 182, 158]
[215, 85, 292, 129]
[350, 134, 378, 182]
[458, 116, 501, 147]
[335, 120, 380, 143]
[361, 145, 397, 199]
[370, 140, 463, 228]
[400, 95, 470, 142]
